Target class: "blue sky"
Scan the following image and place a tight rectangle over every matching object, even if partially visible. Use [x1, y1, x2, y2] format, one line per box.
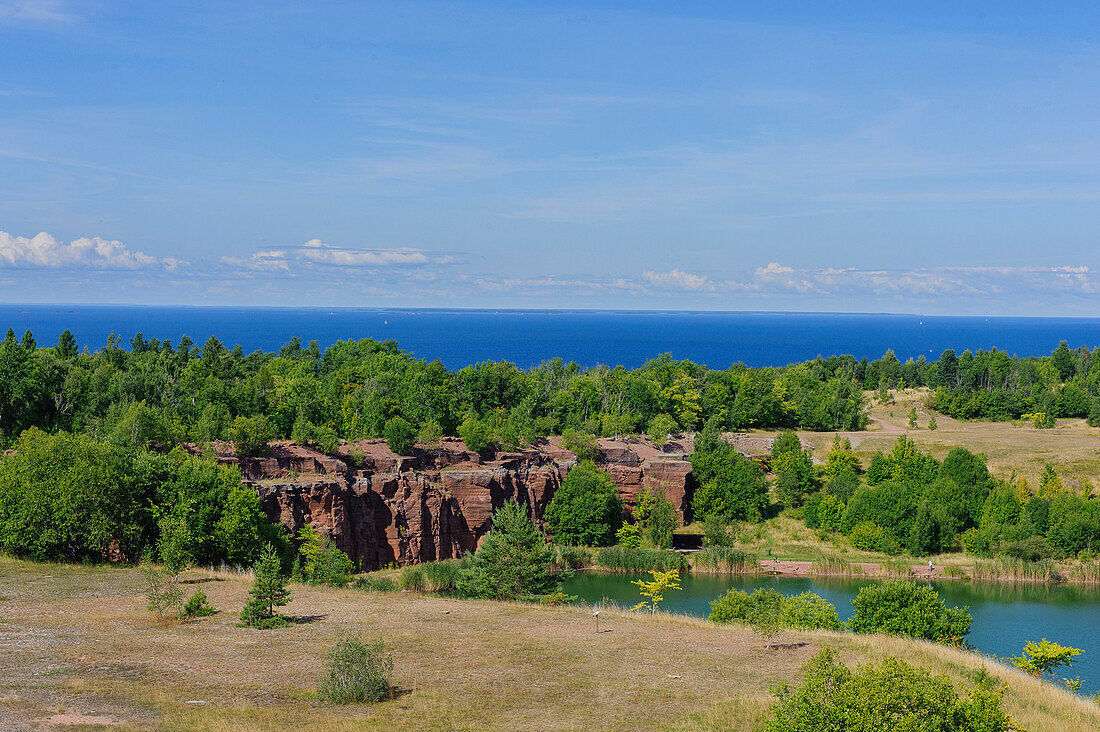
[2, 1, 1100, 314]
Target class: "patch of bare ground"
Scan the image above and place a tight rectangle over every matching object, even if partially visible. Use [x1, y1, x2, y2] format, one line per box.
[0, 557, 1098, 730]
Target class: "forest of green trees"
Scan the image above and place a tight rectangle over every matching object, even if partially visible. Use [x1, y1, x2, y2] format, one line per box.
[0, 327, 872, 449]
[3, 327, 1098, 451]
[4, 326, 1100, 568]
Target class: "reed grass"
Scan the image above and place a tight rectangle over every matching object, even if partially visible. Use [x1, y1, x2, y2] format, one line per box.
[551, 544, 595, 570]
[690, 546, 758, 574]
[969, 558, 1063, 583]
[941, 564, 970, 580]
[878, 559, 914, 578]
[1061, 561, 1100, 584]
[810, 556, 858, 576]
[595, 546, 687, 573]
[398, 558, 463, 592]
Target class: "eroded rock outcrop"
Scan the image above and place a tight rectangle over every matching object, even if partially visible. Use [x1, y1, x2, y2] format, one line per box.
[215, 436, 693, 570]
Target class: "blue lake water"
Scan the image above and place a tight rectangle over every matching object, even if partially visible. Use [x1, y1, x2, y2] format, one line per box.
[562, 572, 1100, 693]
[4, 304, 1100, 368]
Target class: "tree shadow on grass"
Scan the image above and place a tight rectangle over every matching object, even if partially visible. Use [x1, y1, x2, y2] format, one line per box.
[287, 614, 328, 625]
[769, 642, 809, 651]
[386, 686, 414, 703]
[181, 577, 223, 585]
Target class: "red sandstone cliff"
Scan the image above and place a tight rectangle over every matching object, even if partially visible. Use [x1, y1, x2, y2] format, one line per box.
[208, 436, 693, 570]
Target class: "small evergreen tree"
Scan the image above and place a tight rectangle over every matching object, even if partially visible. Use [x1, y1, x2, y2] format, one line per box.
[180, 589, 217, 619]
[823, 435, 860, 483]
[240, 544, 292, 628]
[456, 499, 557, 600]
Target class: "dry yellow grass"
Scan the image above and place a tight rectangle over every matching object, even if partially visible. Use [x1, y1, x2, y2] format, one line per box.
[0, 557, 1098, 730]
[742, 387, 1100, 489]
[852, 388, 1100, 488]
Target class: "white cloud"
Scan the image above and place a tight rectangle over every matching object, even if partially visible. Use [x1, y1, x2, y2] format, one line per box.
[220, 250, 289, 272]
[715, 263, 1100, 299]
[0, 1, 71, 22]
[754, 262, 795, 277]
[294, 239, 453, 267]
[642, 269, 710, 291]
[0, 230, 177, 270]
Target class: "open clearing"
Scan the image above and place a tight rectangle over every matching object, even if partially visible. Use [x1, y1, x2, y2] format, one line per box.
[1, 559, 1098, 730]
[739, 388, 1100, 489]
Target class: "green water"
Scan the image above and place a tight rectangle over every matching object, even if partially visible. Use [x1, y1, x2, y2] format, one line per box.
[563, 572, 1100, 693]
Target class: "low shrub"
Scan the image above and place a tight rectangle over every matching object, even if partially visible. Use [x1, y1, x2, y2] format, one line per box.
[759, 648, 1014, 731]
[709, 588, 752, 624]
[780, 591, 841, 631]
[1001, 536, 1057, 562]
[709, 588, 840, 632]
[317, 634, 394, 704]
[595, 546, 686, 573]
[847, 580, 971, 644]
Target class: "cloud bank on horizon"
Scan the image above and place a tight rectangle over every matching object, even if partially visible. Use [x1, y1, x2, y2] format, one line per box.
[2, 1, 1100, 314]
[3, 228, 1095, 312]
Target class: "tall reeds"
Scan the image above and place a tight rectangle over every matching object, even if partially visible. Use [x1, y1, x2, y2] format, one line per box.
[398, 558, 463, 592]
[690, 546, 758, 574]
[969, 558, 1062, 583]
[595, 547, 686, 573]
[810, 556, 858, 576]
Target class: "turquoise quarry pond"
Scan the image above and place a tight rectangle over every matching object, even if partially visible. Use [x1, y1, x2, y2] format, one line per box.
[562, 572, 1100, 693]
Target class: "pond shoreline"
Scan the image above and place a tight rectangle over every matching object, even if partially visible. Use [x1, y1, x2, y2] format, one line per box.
[568, 557, 1100, 585]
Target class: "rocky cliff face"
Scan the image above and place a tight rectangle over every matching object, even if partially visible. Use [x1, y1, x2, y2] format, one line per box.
[210, 436, 694, 570]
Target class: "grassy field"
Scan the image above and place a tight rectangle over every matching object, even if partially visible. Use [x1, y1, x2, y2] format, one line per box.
[1, 558, 1099, 730]
[738, 387, 1100, 490]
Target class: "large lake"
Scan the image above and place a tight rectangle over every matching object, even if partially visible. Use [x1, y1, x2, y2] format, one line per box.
[4, 305, 1100, 368]
[562, 572, 1100, 693]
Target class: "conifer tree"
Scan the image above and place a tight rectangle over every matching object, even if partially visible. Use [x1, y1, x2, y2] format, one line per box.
[457, 499, 557, 600]
[240, 544, 292, 628]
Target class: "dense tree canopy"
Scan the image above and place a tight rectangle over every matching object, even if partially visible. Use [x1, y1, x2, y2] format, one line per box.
[544, 460, 623, 546]
[0, 330, 877, 450]
[0, 428, 283, 565]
